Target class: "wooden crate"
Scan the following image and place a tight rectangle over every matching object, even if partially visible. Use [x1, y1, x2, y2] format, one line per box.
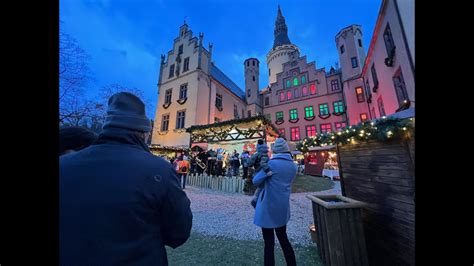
[307, 194, 369, 266]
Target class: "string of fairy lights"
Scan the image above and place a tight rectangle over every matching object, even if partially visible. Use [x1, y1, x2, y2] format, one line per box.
[296, 116, 414, 153]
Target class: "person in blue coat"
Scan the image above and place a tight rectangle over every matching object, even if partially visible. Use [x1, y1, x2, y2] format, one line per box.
[253, 137, 297, 266]
[60, 92, 193, 266]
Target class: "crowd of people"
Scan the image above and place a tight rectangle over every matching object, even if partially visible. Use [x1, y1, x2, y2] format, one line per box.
[59, 91, 298, 266]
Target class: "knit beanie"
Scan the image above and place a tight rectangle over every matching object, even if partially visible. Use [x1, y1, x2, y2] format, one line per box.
[272, 137, 290, 153]
[102, 92, 151, 132]
[59, 126, 98, 155]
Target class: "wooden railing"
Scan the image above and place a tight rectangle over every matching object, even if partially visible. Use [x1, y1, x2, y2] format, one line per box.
[186, 174, 246, 193]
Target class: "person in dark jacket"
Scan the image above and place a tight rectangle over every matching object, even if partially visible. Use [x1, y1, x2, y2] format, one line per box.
[59, 126, 98, 156]
[60, 92, 193, 266]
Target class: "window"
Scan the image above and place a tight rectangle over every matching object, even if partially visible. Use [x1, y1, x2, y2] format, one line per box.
[301, 75, 306, 84]
[289, 109, 298, 120]
[371, 64, 379, 89]
[364, 79, 371, 101]
[290, 127, 300, 141]
[320, 123, 332, 133]
[252, 76, 255, 82]
[176, 110, 186, 129]
[214, 117, 221, 123]
[360, 113, 368, 122]
[215, 93, 222, 108]
[358, 39, 362, 47]
[335, 122, 347, 130]
[351, 57, 358, 68]
[331, 79, 339, 91]
[183, 57, 190, 72]
[252, 61, 255, 66]
[340, 45, 345, 54]
[179, 84, 187, 99]
[286, 80, 291, 88]
[279, 91, 285, 102]
[319, 103, 329, 116]
[306, 125, 317, 137]
[383, 24, 395, 56]
[304, 106, 314, 118]
[265, 96, 270, 106]
[165, 89, 172, 104]
[276, 111, 284, 121]
[355, 87, 365, 102]
[378, 96, 386, 116]
[310, 84, 316, 95]
[278, 128, 285, 138]
[294, 88, 299, 98]
[248, 110, 252, 118]
[371, 107, 376, 119]
[302, 86, 308, 96]
[333, 101, 344, 113]
[265, 114, 271, 122]
[293, 77, 299, 86]
[247, 89, 251, 97]
[161, 114, 170, 131]
[169, 64, 175, 78]
[178, 44, 183, 54]
[269, 68, 271, 76]
[393, 70, 409, 106]
[287, 90, 292, 100]
[234, 104, 238, 118]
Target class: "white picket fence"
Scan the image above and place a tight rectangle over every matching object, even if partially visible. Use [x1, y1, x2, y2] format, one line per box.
[186, 174, 246, 193]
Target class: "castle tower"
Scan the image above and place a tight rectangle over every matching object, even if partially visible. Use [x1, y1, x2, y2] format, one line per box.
[244, 58, 260, 105]
[266, 5, 300, 86]
[335, 25, 366, 81]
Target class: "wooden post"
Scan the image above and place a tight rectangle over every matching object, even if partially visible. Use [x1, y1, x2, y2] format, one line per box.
[336, 143, 346, 196]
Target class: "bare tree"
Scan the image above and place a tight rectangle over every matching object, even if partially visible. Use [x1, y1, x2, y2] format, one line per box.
[59, 22, 94, 126]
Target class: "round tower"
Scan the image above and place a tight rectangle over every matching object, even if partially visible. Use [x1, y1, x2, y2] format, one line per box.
[266, 5, 299, 86]
[335, 25, 366, 82]
[244, 58, 260, 105]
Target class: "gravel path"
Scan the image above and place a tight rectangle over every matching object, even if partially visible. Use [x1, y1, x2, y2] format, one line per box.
[184, 181, 341, 247]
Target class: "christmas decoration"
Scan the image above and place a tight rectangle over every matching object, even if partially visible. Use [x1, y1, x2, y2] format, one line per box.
[296, 116, 414, 153]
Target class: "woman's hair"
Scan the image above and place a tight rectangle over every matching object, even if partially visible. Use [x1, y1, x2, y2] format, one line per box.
[59, 126, 98, 155]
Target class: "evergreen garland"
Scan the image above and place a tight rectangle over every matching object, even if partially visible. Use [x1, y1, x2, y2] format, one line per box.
[296, 116, 414, 153]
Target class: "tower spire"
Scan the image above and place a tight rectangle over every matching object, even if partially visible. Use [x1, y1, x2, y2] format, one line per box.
[273, 5, 291, 48]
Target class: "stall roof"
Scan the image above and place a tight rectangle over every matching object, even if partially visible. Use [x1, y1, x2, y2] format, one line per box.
[308, 145, 336, 151]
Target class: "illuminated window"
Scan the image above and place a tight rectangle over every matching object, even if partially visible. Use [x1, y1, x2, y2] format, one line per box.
[290, 127, 300, 141]
[360, 113, 368, 122]
[293, 77, 299, 86]
[304, 106, 314, 118]
[287, 90, 292, 100]
[310, 84, 316, 94]
[320, 123, 332, 133]
[301, 75, 306, 84]
[306, 125, 317, 137]
[279, 91, 285, 102]
[276, 111, 284, 121]
[335, 122, 347, 130]
[355, 87, 365, 102]
[289, 109, 298, 120]
[278, 128, 285, 138]
[302, 86, 308, 96]
[333, 101, 344, 113]
[319, 103, 329, 116]
[294, 88, 299, 98]
[286, 80, 291, 88]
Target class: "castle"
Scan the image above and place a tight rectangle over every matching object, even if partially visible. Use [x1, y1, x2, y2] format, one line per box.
[151, 0, 414, 150]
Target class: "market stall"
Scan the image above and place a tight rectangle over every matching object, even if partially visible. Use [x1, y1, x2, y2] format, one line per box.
[149, 144, 188, 160]
[304, 145, 339, 178]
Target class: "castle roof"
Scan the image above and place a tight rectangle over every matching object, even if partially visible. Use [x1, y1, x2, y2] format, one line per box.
[210, 64, 246, 101]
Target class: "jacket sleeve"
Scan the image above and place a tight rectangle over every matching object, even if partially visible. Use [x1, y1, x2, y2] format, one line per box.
[252, 169, 267, 186]
[159, 167, 193, 248]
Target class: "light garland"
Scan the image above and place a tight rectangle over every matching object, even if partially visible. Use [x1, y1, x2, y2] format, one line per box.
[296, 116, 415, 153]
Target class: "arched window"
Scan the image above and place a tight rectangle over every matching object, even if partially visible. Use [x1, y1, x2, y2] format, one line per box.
[301, 75, 306, 84]
[293, 78, 299, 86]
[286, 80, 291, 88]
[310, 84, 316, 94]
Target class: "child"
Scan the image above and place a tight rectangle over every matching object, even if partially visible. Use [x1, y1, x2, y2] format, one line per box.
[249, 139, 273, 208]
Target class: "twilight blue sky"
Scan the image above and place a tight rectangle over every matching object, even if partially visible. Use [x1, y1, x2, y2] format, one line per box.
[60, 0, 381, 119]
